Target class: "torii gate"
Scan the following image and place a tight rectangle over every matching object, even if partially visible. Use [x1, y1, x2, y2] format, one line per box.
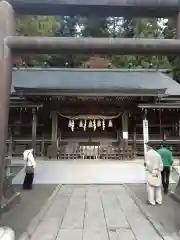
[1, 0, 180, 204]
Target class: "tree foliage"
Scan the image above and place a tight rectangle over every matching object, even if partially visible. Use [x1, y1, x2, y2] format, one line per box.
[15, 15, 178, 78]
[162, 18, 180, 82]
[16, 15, 60, 66]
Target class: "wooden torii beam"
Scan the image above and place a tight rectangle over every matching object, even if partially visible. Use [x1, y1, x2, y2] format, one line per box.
[7, 0, 180, 17]
[6, 36, 180, 55]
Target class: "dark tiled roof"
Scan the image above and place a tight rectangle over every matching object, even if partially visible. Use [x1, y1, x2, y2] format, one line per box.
[11, 69, 180, 96]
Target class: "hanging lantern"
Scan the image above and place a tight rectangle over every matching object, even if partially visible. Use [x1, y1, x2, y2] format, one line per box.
[93, 120, 96, 131]
[102, 119, 105, 130]
[84, 120, 87, 131]
[108, 120, 113, 127]
[71, 120, 75, 131]
[68, 119, 72, 128]
[88, 120, 93, 128]
[97, 119, 101, 127]
[79, 120, 83, 128]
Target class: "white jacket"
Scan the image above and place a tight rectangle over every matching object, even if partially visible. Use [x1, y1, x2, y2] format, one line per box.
[146, 149, 163, 187]
[23, 149, 36, 168]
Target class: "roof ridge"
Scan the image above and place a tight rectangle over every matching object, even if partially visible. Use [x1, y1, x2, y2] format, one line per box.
[12, 68, 168, 72]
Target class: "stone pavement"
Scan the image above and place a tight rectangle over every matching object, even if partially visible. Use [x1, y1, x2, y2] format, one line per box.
[12, 160, 146, 184]
[20, 185, 164, 240]
[127, 183, 180, 240]
[0, 184, 57, 239]
[13, 160, 176, 185]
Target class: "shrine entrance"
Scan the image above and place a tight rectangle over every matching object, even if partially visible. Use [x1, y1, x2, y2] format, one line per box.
[49, 108, 133, 160]
[1, 0, 180, 204]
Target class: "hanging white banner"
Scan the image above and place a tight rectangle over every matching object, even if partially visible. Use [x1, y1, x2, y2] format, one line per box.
[143, 119, 149, 157]
[123, 131, 128, 139]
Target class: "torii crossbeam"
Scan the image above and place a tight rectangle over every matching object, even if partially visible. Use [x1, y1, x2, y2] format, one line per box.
[6, 36, 180, 55]
[7, 0, 180, 17]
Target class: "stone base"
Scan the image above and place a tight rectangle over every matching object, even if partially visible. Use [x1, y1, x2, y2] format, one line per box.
[170, 191, 180, 203]
[0, 191, 20, 213]
[170, 176, 180, 203]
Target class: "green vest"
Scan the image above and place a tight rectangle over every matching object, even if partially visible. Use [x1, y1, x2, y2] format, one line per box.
[157, 147, 173, 168]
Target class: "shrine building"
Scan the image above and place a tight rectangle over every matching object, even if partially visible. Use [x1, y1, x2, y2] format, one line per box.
[7, 57, 180, 159]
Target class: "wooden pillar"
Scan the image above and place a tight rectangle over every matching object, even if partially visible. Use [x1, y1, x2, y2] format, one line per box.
[122, 111, 128, 150]
[41, 133, 45, 157]
[132, 125, 137, 155]
[143, 109, 149, 159]
[177, 13, 180, 39]
[32, 108, 37, 151]
[173, 16, 180, 204]
[0, 1, 15, 204]
[51, 111, 58, 145]
[8, 130, 13, 157]
[177, 113, 180, 137]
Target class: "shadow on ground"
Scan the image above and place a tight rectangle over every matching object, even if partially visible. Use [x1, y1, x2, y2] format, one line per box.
[126, 183, 180, 238]
[0, 184, 57, 239]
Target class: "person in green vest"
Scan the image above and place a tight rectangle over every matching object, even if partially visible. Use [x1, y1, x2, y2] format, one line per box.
[157, 142, 173, 195]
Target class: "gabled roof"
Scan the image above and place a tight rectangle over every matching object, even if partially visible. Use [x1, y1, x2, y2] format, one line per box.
[11, 68, 180, 97]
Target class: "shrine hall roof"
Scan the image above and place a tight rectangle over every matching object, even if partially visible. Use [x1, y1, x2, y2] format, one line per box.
[11, 68, 180, 97]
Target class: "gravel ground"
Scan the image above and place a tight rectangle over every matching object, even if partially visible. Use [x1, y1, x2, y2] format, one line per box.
[0, 184, 57, 239]
[126, 183, 180, 239]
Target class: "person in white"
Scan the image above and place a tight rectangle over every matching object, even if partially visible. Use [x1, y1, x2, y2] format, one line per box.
[23, 148, 36, 190]
[145, 142, 163, 206]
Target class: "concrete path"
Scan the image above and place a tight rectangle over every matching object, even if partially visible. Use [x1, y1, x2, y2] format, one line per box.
[0, 185, 57, 239]
[21, 185, 163, 240]
[12, 160, 176, 185]
[127, 183, 180, 240]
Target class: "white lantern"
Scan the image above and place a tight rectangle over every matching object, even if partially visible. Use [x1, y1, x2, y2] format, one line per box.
[84, 120, 87, 131]
[108, 120, 113, 127]
[93, 120, 96, 131]
[97, 119, 101, 127]
[88, 120, 93, 128]
[102, 119, 105, 130]
[71, 120, 75, 131]
[68, 119, 72, 128]
[79, 120, 83, 128]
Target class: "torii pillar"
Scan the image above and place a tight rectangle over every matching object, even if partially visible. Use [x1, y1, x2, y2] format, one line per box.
[0, 1, 15, 205]
[171, 13, 180, 202]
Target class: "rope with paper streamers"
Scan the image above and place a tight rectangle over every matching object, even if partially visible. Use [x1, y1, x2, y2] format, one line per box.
[52, 112, 122, 120]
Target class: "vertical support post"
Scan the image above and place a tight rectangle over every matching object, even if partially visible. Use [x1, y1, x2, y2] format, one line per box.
[41, 133, 45, 157]
[51, 111, 58, 145]
[177, 13, 180, 39]
[0, 1, 15, 204]
[8, 129, 13, 157]
[173, 14, 180, 206]
[159, 110, 162, 139]
[133, 125, 137, 156]
[32, 108, 37, 151]
[178, 118, 180, 137]
[122, 111, 128, 150]
[143, 109, 149, 161]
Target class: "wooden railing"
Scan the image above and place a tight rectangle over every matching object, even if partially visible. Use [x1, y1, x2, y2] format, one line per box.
[5, 135, 180, 158]
[57, 145, 134, 160]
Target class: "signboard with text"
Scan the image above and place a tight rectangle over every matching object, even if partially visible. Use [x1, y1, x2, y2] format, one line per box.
[143, 120, 149, 158]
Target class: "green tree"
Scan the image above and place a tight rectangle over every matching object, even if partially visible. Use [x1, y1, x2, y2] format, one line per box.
[48, 16, 86, 67]
[81, 16, 110, 37]
[162, 18, 180, 82]
[111, 18, 170, 69]
[16, 15, 60, 67]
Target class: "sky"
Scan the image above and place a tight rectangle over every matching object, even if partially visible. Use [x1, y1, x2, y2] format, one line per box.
[76, 18, 169, 35]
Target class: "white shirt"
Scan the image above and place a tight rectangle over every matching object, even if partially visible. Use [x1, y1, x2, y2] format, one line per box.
[146, 149, 163, 187]
[23, 149, 36, 168]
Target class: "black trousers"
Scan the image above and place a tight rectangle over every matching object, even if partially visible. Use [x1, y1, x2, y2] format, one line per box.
[161, 167, 170, 193]
[23, 172, 34, 190]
